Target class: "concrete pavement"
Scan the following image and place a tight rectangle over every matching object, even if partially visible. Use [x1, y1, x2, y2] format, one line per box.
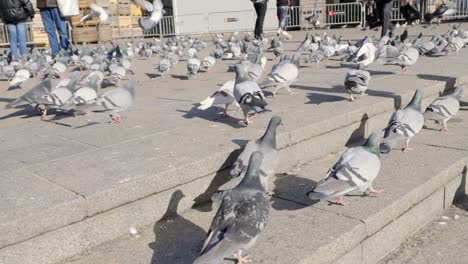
[0, 23, 468, 263]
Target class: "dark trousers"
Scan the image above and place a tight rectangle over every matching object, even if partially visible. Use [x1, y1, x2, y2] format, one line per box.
[376, 0, 394, 37]
[254, 2, 268, 39]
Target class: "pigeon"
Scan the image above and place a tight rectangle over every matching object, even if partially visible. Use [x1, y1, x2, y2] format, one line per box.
[355, 42, 377, 69]
[133, 0, 154, 12]
[70, 80, 136, 123]
[156, 58, 171, 76]
[6, 78, 52, 109]
[380, 89, 424, 153]
[79, 3, 110, 25]
[233, 63, 268, 125]
[219, 116, 282, 191]
[198, 79, 240, 115]
[10, 69, 31, 87]
[194, 151, 270, 264]
[200, 55, 216, 72]
[139, 0, 163, 30]
[262, 52, 301, 96]
[187, 56, 201, 79]
[386, 47, 419, 73]
[307, 131, 384, 206]
[424, 86, 463, 131]
[344, 70, 371, 101]
[2, 65, 16, 81]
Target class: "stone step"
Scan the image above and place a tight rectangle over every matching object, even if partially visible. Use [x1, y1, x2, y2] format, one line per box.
[58, 109, 468, 264]
[1, 25, 468, 264]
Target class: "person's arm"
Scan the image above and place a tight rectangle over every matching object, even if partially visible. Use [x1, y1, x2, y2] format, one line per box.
[21, 0, 35, 18]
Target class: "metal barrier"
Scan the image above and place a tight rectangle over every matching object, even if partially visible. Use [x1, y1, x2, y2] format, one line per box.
[298, 2, 365, 28]
[143, 16, 176, 38]
[0, 21, 72, 48]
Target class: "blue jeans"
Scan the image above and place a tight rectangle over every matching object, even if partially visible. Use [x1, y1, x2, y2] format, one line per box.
[40, 7, 69, 56]
[277, 6, 289, 30]
[7, 23, 28, 61]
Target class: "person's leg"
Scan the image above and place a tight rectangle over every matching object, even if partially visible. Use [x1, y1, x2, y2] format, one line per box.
[16, 22, 28, 58]
[254, 3, 262, 38]
[50, 7, 70, 55]
[382, 1, 393, 36]
[279, 6, 289, 31]
[40, 8, 60, 56]
[7, 24, 18, 61]
[277, 7, 282, 31]
[256, 2, 268, 38]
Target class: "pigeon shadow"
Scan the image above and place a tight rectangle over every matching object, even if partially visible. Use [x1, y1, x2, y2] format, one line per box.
[0, 107, 39, 120]
[192, 148, 243, 212]
[271, 173, 319, 211]
[149, 190, 206, 264]
[178, 105, 245, 129]
[345, 113, 368, 148]
[306, 92, 347, 105]
[7, 84, 21, 91]
[326, 64, 357, 70]
[453, 166, 468, 211]
[171, 74, 189, 81]
[146, 73, 161, 79]
[0, 98, 15, 103]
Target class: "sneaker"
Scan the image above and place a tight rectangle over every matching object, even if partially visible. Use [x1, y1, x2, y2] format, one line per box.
[281, 30, 292, 39]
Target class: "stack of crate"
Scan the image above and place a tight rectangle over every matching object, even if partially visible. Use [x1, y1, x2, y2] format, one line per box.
[109, 0, 143, 39]
[30, 0, 49, 47]
[72, 0, 115, 43]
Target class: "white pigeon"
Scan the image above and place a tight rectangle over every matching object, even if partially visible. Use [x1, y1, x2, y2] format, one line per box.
[198, 79, 240, 115]
[307, 131, 384, 206]
[262, 52, 301, 96]
[139, 0, 163, 30]
[10, 69, 31, 87]
[79, 3, 110, 25]
[133, 0, 154, 12]
[355, 42, 377, 69]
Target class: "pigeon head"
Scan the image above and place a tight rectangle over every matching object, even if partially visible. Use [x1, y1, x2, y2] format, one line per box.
[365, 131, 384, 155]
[238, 151, 265, 191]
[259, 116, 282, 149]
[451, 86, 464, 98]
[407, 89, 423, 111]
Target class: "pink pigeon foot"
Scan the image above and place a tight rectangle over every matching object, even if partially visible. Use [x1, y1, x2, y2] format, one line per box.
[234, 250, 252, 264]
[368, 188, 385, 197]
[336, 197, 349, 206]
[402, 146, 414, 152]
[111, 114, 121, 124]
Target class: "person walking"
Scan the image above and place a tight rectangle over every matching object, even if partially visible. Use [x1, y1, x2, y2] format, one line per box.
[37, 0, 70, 57]
[277, 0, 291, 38]
[252, 0, 268, 40]
[0, 0, 35, 61]
[376, 0, 394, 37]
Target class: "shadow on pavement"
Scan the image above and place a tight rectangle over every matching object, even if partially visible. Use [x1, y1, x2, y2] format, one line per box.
[192, 148, 242, 212]
[179, 105, 245, 129]
[271, 173, 319, 210]
[150, 190, 206, 264]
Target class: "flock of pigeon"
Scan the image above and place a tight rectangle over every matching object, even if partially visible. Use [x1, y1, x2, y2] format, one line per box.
[1, 7, 468, 263]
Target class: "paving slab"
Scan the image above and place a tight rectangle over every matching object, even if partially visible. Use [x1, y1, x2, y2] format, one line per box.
[0, 168, 86, 248]
[58, 197, 365, 264]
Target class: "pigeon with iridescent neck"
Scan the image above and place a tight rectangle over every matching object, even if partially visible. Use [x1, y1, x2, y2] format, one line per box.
[380, 89, 424, 153]
[307, 131, 384, 206]
[195, 151, 270, 264]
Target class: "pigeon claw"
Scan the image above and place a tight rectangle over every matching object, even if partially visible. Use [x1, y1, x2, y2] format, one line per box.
[335, 197, 349, 206]
[234, 250, 252, 264]
[367, 188, 385, 197]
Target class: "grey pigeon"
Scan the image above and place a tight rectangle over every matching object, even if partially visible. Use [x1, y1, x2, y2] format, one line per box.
[187, 56, 201, 79]
[262, 52, 301, 96]
[307, 131, 384, 206]
[194, 151, 270, 264]
[380, 89, 424, 153]
[200, 55, 216, 72]
[386, 47, 419, 74]
[424, 86, 463, 131]
[344, 70, 370, 101]
[6, 78, 52, 109]
[133, 0, 154, 12]
[220, 116, 282, 191]
[71, 80, 136, 123]
[139, 0, 163, 30]
[233, 63, 268, 125]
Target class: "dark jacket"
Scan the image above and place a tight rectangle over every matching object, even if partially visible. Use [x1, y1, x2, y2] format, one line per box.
[0, 0, 35, 23]
[277, 0, 290, 6]
[36, 0, 58, 9]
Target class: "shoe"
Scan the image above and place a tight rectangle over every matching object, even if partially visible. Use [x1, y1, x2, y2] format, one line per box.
[281, 30, 292, 38]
